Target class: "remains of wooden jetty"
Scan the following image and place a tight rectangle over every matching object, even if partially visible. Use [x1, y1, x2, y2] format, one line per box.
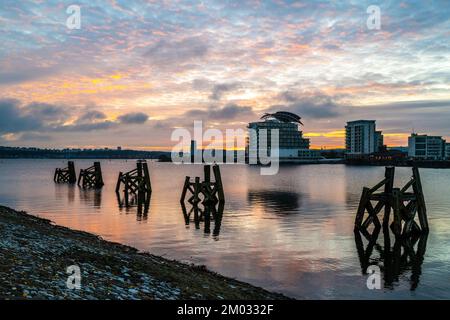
[77, 162, 104, 189]
[54, 161, 77, 184]
[354, 224, 428, 290]
[180, 164, 225, 205]
[181, 200, 224, 236]
[354, 166, 428, 237]
[115, 160, 152, 207]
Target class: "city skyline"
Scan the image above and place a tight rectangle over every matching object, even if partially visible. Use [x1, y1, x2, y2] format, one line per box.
[1, 0, 449, 150]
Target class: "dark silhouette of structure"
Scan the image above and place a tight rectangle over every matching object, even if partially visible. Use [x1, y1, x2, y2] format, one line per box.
[354, 225, 428, 290]
[77, 162, 104, 189]
[354, 166, 428, 237]
[54, 161, 76, 184]
[180, 165, 225, 206]
[115, 160, 152, 209]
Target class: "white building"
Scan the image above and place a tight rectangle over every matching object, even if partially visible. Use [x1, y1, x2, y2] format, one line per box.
[345, 120, 382, 157]
[247, 111, 321, 162]
[408, 133, 446, 160]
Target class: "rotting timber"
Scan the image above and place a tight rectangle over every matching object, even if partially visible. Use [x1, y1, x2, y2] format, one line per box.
[54, 161, 77, 184]
[77, 161, 104, 189]
[354, 166, 429, 237]
[115, 160, 152, 209]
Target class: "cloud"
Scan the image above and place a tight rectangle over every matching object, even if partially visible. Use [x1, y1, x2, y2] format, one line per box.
[78, 110, 107, 122]
[273, 91, 343, 119]
[184, 103, 255, 121]
[0, 99, 150, 136]
[0, 99, 45, 133]
[117, 112, 149, 124]
[143, 36, 209, 66]
[209, 82, 242, 100]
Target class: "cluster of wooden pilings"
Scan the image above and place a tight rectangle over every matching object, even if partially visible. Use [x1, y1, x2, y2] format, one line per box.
[354, 166, 429, 237]
[180, 165, 225, 236]
[53, 161, 227, 223]
[115, 160, 152, 210]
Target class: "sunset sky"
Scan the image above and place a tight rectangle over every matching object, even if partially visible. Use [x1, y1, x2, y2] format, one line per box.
[0, 0, 449, 150]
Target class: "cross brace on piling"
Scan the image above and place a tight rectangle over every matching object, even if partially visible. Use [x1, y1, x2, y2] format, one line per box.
[54, 161, 77, 184]
[77, 162, 104, 189]
[354, 166, 428, 237]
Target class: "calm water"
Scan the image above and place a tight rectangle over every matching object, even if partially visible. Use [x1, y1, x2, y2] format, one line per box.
[0, 159, 449, 299]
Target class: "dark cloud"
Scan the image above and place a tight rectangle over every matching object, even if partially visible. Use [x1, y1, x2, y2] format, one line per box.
[209, 82, 242, 100]
[55, 121, 117, 132]
[0, 99, 44, 133]
[185, 103, 255, 121]
[0, 99, 149, 137]
[20, 132, 52, 141]
[117, 112, 149, 124]
[78, 110, 107, 123]
[274, 91, 343, 119]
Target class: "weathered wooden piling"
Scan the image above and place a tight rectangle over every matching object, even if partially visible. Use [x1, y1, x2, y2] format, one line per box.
[77, 162, 104, 189]
[181, 198, 224, 236]
[54, 161, 76, 184]
[115, 160, 152, 208]
[180, 164, 225, 205]
[354, 166, 428, 237]
[354, 224, 428, 290]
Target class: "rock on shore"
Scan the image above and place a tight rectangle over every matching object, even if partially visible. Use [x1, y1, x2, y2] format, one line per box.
[0, 205, 288, 300]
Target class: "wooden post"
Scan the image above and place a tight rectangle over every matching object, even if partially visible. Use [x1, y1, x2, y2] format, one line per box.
[180, 176, 190, 203]
[383, 166, 395, 227]
[355, 187, 370, 229]
[116, 172, 122, 193]
[213, 164, 225, 203]
[142, 161, 152, 193]
[412, 166, 429, 233]
[68, 161, 76, 184]
[94, 162, 104, 188]
[391, 188, 402, 236]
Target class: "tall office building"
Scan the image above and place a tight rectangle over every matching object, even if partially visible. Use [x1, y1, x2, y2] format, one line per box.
[345, 120, 383, 157]
[408, 133, 446, 160]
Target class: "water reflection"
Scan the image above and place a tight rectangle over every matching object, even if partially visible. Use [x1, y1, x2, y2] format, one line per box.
[247, 190, 301, 214]
[354, 227, 428, 291]
[181, 202, 224, 239]
[54, 184, 76, 203]
[116, 191, 150, 220]
[79, 189, 102, 208]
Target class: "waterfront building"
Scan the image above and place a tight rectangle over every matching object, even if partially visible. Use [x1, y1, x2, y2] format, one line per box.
[408, 133, 446, 160]
[445, 143, 450, 160]
[345, 120, 383, 157]
[247, 111, 320, 162]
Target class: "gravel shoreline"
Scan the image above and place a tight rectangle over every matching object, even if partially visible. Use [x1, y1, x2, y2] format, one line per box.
[0, 205, 289, 300]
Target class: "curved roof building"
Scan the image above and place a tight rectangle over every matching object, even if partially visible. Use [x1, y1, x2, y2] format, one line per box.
[260, 111, 303, 125]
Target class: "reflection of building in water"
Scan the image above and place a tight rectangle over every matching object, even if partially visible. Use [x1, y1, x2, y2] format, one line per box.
[181, 202, 224, 238]
[354, 227, 428, 291]
[79, 189, 102, 208]
[247, 190, 301, 214]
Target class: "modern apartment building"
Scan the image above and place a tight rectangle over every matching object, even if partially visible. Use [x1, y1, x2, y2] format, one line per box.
[345, 120, 383, 157]
[408, 133, 446, 160]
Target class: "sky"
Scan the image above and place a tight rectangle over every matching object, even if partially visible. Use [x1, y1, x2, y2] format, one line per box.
[0, 0, 449, 150]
